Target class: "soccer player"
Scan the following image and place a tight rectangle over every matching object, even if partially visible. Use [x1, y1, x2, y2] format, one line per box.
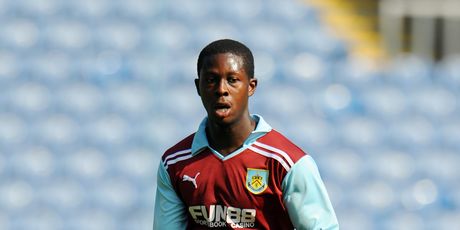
[154, 39, 339, 229]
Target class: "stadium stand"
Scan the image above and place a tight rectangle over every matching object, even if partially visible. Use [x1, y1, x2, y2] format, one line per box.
[0, 0, 459, 229]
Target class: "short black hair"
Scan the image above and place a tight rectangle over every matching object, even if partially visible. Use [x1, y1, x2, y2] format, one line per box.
[197, 39, 254, 78]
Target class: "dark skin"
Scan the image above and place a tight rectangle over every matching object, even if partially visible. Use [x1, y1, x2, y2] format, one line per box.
[195, 53, 258, 156]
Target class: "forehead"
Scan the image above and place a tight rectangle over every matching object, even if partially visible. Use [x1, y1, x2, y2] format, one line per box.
[201, 53, 245, 72]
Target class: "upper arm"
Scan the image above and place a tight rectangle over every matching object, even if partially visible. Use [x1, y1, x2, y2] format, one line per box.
[282, 155, 339, 230]
[153, 162, 188, 230]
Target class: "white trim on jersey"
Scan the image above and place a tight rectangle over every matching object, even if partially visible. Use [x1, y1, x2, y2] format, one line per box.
[248, 146, 291, 171]
[163, 149, 192, 169]
[253, 141, 295, 167]
[164, 149, 192, 163]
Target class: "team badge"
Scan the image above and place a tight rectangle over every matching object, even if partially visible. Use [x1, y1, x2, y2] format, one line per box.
[246, 168, 269, 194]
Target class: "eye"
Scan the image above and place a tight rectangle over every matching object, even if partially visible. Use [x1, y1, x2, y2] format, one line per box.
[227, 76, 238, 83]
[205, 76, 215, 83]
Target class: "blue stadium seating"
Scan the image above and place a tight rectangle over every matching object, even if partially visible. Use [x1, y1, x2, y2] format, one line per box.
[0, 0, 459, 229]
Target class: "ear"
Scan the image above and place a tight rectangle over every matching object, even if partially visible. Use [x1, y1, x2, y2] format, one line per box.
[194, 78, 201, 96]
[248, 77, 257, 96]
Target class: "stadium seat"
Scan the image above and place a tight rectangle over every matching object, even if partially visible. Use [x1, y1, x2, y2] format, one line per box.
[437, 55, 460, 88]
[107, 83, 154, 120]
[8, 81, 51, 118]
[0, 18, 39, 51]
[10, 146, 55, 181]
[96, 20, 141, 52]
[381, 211, 425, 230]
[263, 0, 317, 24]
[39, 177, 85, 214]
[121, 209, 154, 230]
[284, 114, 336, 152]
[387, 115, 436, 149]
[246, 22, 290, 54]
[114, 0, 162, 22]
[63, 148, 109, 182]
[28, 51, 72, 85]
[335, 208, 375, 230]
[148, 19, 192, 53]
[0, 113, 27, 147]
[193, 20, 241, 49]
[67, 0, 113, 21]
[67, 207, 116, 230]
[361, 84, 409, 121]
[339, 116, 383, 148]
[12, 206, 63, 230]
[385, 55, 434, 88]
[83, 114, 130, 148]
[0, 179, 35, 215]
[91, 177, 139, 213]
[416, 149, 459, 186]
[281, 52, 328, 82]
[440, 118, 460, 150]
[113, 147, 159, 183]
[14, 0, 61, 17]
[0, 210, 11, 229]
[56, 82, 105, 120]
[368, 149, 416, 185]
[0, 51, 20, 84]
[211, 0, 263, 26]
[35, 113, 79, 147]
[44, 19, 91, 53]
[317, 148, 364, 186]
[410, 85, 457, 122]
[431, 210, 460, 230]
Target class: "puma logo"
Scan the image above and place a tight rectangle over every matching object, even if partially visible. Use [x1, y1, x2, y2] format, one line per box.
[182, 172, 200, 189]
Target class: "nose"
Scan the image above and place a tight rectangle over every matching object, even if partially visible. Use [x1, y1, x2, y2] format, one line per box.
[215, 79, 229, 96]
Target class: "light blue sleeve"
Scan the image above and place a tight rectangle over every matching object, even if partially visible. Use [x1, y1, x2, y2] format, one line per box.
[282, 155, 339, 230]
[153, 162, 188, 230]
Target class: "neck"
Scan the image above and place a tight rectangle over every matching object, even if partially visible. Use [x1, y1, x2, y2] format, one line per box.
[206, 114, 256, 156]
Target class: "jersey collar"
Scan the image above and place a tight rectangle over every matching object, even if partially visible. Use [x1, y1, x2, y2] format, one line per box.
[191, 114, 272, 156]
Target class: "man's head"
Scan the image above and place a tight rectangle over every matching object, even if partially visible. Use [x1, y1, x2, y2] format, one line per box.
[195, 39, 257, 126]
[197, 39, 254, 79]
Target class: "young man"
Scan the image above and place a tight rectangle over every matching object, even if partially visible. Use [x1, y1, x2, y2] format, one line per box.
[154, 39, 338, 229]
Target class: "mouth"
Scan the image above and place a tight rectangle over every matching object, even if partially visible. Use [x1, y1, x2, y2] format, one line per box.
[213, 102, 231, 117]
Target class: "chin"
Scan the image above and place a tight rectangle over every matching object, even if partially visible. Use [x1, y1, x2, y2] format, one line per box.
[208, 114, 235, 126]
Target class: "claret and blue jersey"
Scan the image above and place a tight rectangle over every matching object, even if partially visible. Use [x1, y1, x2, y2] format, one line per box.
[154, 115, 339, 230]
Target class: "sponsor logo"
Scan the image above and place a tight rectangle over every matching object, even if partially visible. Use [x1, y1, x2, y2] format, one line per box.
[182, 172, 200, 189]
[246, 168, 268, 194]
[188, 205, 256, 228]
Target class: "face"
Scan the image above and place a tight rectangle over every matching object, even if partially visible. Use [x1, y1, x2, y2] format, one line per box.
[195, 53, 257, 126]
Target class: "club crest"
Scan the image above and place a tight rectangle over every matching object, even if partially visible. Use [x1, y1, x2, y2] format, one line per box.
[246, 168, 269, 194]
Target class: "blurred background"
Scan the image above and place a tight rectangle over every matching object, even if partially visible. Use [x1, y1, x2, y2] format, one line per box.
[0, 0, 459, 229]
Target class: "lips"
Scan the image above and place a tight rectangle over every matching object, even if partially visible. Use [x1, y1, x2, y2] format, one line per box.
[213, 102, 231, 118]
[214, 102, 231, 109]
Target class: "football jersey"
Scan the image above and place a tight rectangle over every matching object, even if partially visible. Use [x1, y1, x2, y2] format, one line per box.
[154, 115, 338, 230]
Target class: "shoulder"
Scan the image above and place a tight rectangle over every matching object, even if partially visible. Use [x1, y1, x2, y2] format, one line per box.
[254, 129, 307, 164]
[161, 133, 195, 163]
